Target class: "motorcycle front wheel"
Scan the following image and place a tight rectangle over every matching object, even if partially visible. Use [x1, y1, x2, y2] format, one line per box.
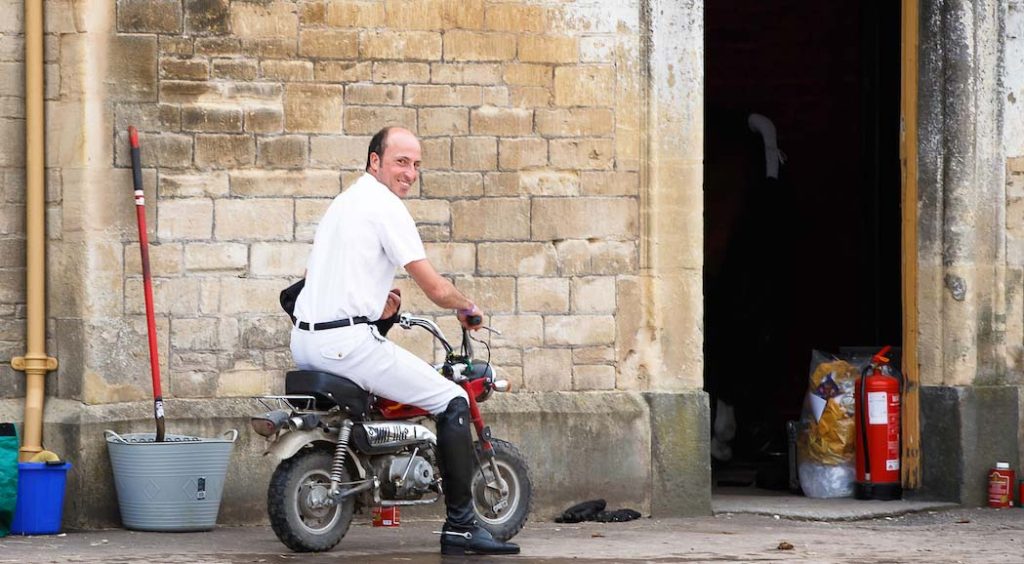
[268, 448, 355, 552]
[472, 438, 533, 542]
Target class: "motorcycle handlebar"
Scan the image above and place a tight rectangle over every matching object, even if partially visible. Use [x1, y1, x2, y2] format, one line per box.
[399, 312, 483, 358]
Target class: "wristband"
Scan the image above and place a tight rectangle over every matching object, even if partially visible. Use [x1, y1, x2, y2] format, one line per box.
[457, 303, 476, 316]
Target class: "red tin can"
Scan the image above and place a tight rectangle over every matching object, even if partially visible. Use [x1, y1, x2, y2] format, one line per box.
[372, 506, 401, 527]
[987, 462, 1015, 508]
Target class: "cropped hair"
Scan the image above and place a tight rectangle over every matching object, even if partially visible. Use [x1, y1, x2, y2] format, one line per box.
[365, 127, 394, 171]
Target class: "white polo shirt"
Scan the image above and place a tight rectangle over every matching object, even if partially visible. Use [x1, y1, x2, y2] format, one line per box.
[294, 173, 426, 324]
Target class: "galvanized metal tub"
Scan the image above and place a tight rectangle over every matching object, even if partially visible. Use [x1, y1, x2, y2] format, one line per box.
[104, 430, 237, 532]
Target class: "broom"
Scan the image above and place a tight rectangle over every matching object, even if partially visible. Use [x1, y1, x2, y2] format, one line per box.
[128, 126, 165, 442]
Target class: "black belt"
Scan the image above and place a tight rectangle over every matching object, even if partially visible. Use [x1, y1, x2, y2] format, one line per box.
[296, 317, 371, 331]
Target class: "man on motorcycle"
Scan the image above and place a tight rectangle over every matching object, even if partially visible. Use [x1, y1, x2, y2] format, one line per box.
[289, 126, 519, 556]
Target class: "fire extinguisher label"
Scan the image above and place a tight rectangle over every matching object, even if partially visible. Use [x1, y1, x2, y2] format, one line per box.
[887, 393, 900, 471]
[868, 391, 888, 424]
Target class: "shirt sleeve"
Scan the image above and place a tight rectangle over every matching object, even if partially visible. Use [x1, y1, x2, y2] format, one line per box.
[378, 198, 427, 268]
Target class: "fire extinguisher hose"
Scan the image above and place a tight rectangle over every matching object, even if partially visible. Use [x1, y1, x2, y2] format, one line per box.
[859, 363, 871, 481]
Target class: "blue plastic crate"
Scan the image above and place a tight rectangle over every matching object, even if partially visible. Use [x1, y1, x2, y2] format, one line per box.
[10, 462, 71, 535]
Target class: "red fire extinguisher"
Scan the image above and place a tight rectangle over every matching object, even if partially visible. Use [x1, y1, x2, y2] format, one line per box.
[854, 345, 903, 500]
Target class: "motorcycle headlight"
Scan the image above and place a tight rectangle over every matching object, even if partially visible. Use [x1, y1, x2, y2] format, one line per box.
[493, 379, 511, 392]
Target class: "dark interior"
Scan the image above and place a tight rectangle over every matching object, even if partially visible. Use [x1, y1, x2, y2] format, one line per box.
[703, 1, 903, 489]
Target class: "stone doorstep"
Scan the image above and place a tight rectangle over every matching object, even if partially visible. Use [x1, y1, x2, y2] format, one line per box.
[712, 489, 959, 521]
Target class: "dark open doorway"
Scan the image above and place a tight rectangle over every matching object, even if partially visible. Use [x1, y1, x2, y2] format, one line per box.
[703, 2, 903, 492]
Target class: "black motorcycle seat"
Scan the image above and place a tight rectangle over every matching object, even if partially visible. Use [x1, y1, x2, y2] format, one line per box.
[285, 370, 370, 418]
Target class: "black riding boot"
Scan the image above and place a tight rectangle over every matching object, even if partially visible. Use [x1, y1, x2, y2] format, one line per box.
[435, 397, 520, 556]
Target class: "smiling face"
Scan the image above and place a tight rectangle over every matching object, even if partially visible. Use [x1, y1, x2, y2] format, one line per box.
[368, 128, 421, 199]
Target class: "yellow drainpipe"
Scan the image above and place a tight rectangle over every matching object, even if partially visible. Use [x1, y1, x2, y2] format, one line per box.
[11, 0, 57, 462]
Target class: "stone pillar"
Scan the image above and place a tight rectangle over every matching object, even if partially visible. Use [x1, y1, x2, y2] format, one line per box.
[640, 0, 711, 515]
[919, 1, 1006, 387]
[643, 1, 705, 390]
[51, 1, 163, 406]
[914, 0, 1019, 503]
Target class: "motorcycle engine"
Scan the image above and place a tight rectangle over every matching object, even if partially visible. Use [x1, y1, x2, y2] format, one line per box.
[372, 453, 436, 500]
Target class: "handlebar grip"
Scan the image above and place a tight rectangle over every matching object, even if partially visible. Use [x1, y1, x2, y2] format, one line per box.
[128, 126, 143, 193]
[466, 314, 482, 327]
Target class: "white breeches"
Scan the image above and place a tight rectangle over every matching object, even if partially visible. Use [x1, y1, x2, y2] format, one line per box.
[290, 323, 466, 415]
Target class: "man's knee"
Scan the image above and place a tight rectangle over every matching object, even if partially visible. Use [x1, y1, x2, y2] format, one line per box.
[433, 386, 468, 416]
[445, 395, 468, 414]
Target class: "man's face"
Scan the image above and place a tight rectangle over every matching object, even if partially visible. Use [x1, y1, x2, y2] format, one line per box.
[369, 129, 421, 198]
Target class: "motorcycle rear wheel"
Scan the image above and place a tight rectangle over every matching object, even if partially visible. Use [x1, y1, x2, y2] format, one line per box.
[268, 448, 355, 552]
[472, 438, 533, 542]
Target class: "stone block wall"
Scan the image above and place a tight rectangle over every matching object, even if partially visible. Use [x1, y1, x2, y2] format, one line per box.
[0, 1, 26, 398]
[22, 0, 651, 404]
[0, 0, 702, 524]
[0, 0, 64, 399]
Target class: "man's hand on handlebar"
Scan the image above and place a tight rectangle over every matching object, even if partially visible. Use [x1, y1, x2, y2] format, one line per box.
[457, 304, 484, 330]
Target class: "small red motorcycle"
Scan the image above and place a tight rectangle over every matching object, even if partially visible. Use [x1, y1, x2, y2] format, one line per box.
[251, 313, 532, 552]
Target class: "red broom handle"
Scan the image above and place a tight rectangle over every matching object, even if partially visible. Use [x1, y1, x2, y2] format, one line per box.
[129, 126, 165, 441]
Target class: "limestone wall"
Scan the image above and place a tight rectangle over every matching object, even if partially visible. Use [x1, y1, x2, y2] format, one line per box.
[1005, 1, 1024, 378]
[0, 0, 65, 400]
[1, 1, 705, 405]
[0, 1, 23, 396]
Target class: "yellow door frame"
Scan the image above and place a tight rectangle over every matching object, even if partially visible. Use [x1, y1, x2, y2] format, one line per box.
[900, 0, 920, 489]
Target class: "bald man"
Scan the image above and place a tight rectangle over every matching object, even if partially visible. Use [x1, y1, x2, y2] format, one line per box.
[290, 127, 518, 555]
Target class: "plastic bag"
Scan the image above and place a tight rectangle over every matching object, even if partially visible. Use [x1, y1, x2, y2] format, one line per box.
[798, 461, 856, 499]
[797, 351, 859, 498]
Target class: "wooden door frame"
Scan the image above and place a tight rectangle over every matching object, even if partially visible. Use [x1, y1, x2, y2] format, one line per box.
[900, 0, 920, 490]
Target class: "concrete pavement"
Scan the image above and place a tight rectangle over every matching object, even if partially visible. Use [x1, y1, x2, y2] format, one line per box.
[0, 506, 1021, 563]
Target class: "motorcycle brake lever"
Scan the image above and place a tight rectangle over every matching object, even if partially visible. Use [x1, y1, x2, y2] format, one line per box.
[468, 327, 500, 347]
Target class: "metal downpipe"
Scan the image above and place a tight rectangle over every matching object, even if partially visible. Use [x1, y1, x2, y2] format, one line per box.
[11, 0, 58, 461]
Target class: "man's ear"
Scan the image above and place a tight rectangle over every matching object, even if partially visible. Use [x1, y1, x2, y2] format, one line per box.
[369, 152, 380, 173]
